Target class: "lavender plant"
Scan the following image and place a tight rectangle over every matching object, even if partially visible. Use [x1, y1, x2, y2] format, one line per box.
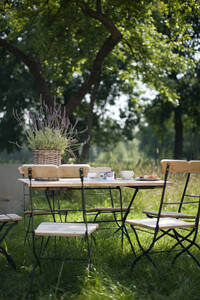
[14, 100, 86, 158]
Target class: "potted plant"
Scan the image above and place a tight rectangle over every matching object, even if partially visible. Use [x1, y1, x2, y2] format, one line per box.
[14, 100, 85, 165]
[27, 127, 68, 165]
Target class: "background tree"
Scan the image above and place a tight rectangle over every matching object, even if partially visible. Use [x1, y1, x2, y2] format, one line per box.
[0, 48, 36, 152]
[138, 12, 200, 159]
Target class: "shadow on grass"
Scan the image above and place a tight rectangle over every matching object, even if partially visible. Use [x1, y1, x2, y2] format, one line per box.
[1, 223, 200, 300]
[91, 229, 200, 300]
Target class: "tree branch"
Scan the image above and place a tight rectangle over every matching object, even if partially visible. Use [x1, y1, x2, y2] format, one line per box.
[0, 38, 54, 106]
[66, 0, 122, 115]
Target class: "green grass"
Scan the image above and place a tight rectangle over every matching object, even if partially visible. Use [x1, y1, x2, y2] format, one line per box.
[1, 164, 200, 300]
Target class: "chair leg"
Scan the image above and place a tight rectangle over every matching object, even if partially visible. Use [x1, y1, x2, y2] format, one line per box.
[83, 232, 92, 270]
[131, 250, 159, 272]
[29, 236, 44, 296]
[0, 222, 18, 269]
[29, 259, 38, 297]
[0, 246, 16, 269]
[163, 228, 194, 249]
[91, 233, 97, 249]
[110, 187, 123, 230]
[163, 229, 200, 265]
[117, 188, 139, 244]
[171, 230, 200, 267]
[32, 237, 43, 273]
[24, 215, 32, 246]
[131, 226, 159, 271]
[172, 244, 200, 267]
[123, 225, 136, 256]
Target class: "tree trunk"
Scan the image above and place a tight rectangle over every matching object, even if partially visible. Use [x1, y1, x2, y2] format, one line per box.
[81, 78, 100, 161]
[174, 105, 183, 159]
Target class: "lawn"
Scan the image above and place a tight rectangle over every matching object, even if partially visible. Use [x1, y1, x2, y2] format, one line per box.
[1, 162, 200, 300]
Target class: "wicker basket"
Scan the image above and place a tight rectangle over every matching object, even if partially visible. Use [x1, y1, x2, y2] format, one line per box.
[33, 150, 61, 166]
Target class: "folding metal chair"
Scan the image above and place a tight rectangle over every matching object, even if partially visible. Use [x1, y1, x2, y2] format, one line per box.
[60, 166, 128, 230]
[27, 167, 99, 290]
[0, 213, 22, 269]
[143, 160, 195, 219]
[125, 160, 200, 271]
[18, 164, 60, 244]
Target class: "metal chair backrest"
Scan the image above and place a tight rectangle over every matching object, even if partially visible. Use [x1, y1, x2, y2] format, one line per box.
[160, 160, 200, 223]
[27, 166, 89, 228]
[155, 162, 170, 229]
[188, 161, 200, 228]
[161, 160, 190, 213]
[156, 160, 200, 228]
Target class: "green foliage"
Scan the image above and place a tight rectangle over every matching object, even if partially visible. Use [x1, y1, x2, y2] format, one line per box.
[26, 127, 69, 152]
[1, 0, 197, 102]
[0, 0, 200, 158]
[90, 140, 141, 165]
[139, 63, 200, 159]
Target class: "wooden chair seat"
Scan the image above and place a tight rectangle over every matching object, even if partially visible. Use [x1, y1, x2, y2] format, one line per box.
[126, 217, 195, 230]
[143, 210, 195, 219]
[35, 222, 99, 237]
[0, 214, 22, 223]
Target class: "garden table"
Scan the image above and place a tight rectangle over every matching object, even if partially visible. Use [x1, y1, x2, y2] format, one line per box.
[18, 177, 165, 189]
[18, 177, 165, 229]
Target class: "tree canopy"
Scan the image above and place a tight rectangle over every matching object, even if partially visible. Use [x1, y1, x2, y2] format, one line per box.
[0, 0, 199, 158]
